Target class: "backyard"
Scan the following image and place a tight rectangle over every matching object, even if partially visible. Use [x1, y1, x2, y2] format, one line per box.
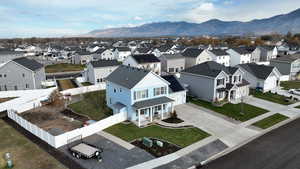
[250, 89, 297, 105]
[104, 123, 210, 148]
[281, 81, 300, 90]
[57, 79, 78, 91]
[45, 63, 85, 73]
[68, 90, 113, 121]
[189, 97, 269, 122]
[0, 119, 66, 169]
[252, 113, 289, 129]
[0, 97, 16, 103]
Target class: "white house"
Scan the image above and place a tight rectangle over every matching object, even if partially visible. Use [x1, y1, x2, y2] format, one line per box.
[238, 63, 281, 92]
[114, 47, 132, 62]
[93, 48, 115, 61]
[227, 47, 252, 66]
[106, 66, 178, 127]
[181, 48, 207, 68]
[123, 54, 161, 75]
[161, 75, 186, 105]
[85, 60, 120, 84]
[206, 49, 230, 66]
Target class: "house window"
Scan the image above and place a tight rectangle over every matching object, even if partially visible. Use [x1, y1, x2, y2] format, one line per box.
[234, 76, 238, 83]
[0, 74, 2, 78]
[217, 79, 225, 86]
[26, 84, 29, 88]
[154, 87, 167, 96]
[22, 73, 25, 77]
[4, 85, 7, 91]
[14, 86, 17, 90]
[119, 88, 122, 92]
[109, 98, 112, 104]
[114, 89, 116, 93]
[168, 68, 174, 72]
[134, 89, 148, 100]
[97, 79, 100, 83]
[238, 75, 241, 82]
[4, 74, 6, 78]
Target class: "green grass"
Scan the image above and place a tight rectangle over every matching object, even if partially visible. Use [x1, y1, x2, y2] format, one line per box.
[45, 63, 85, 73]
[250, 89, 296, 105]
[189, 97, 268, 122]
[0, 120, 66, 169]
[281, 81, 300, 90]
[104, 123, 210, 147]
[81, 82, 93, 86]
[252, 113, 289, 129]
[68, 90, 112, 121]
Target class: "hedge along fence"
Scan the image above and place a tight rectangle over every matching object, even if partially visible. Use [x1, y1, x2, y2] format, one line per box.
[7, 109, 127, 148]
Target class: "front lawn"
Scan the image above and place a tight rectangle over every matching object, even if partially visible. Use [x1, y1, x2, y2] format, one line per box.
[281, 81, 300, 90]
[250, 89, 296, 105]
[0, 120, 66, 169]
[104, 123, 210, 148]
[189, 97, 268, 122]
[45, 63, 85, 73]
[252, 113, 289, 129]
[68, 90, 112, 121]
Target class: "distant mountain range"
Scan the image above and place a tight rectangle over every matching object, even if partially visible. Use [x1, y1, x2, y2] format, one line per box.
[84, 8, 300, 37]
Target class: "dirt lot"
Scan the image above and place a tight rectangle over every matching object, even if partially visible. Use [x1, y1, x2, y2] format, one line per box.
[57, 79, 78, 91]
[20, 93, 83, 133]
[0, 97, 16, 103]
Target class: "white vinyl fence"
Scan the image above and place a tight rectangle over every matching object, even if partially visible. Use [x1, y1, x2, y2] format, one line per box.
[7, 109, 127, 148]
[60, 83, 106, 96]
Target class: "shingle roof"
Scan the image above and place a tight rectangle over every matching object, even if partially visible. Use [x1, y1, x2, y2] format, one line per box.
[13, 57, 43, 71]
[181, 48, 204, 58]
[209, 49, 228, 56]
[232, 47, 252, 55]
[160, 53, 184, 60]
[132, 54, 160, 64]
[161, 75, 185, 93]
[115, 47, 131, 52]
[135, 48, 151, 54]
[106, 65, 150, 89]
[90, 60, 120, 68]
[132, 96, 174, 109]
[239, 63, 275, 80]
[260, 45, 276, 51]
[183, 61, 237, 78]
[271, 54, 300, 63]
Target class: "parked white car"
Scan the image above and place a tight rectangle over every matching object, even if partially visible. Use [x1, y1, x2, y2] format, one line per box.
[288, 89, 300, 96]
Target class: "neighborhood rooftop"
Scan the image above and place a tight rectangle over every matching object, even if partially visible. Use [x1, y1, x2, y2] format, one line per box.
[132, 54, 160, 63]
[161, 75, 185, 93]
[106, 65, 150, 89]
[12, 57, 44, 71]
[239, 63, 275, 80]
[90, 59, 120, 68]
[209, 49, 229, 56]
[182, 48, 204, 58]
[183, 61, 238, 78]
[272, 54, 300, 63]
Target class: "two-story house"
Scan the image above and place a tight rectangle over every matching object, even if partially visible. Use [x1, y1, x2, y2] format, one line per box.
[180, 61, 249, 103]
[123, 54, 161, 75]
[85, 59, 120, 84]
[181, 48, 207, 68]
[106, 66, 175, 127]
[238, 63, 281, 92]
[113, 47, 132, 62]
[270, 54, 300, 81]
[252, 46, 278, 62]
[159, 54, 185, 74]
[206, 49, 230, 66]
[93, 48, 115, 61]
[227, 47, 252, 66]
[0, 57, 45, 91]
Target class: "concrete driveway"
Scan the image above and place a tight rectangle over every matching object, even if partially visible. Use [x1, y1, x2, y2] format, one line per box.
[175, 104, 258, 147]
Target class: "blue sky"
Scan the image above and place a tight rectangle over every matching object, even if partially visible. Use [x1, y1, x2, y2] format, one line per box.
[1, 0, 300, 38]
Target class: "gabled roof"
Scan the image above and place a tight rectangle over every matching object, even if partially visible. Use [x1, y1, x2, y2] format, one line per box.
[160, 53, 184, 60]
[94, 48, 107, 54]
[135, 48, 152, 54]
[239, 63, 275, 80]
[115, 47, 131, 52]
[271, 54, 300, 63]
[161, 75, 185, 93]
[106, 65, 150, 89]
[182, 61, 237, 78]
[12, 57, 43, 71]
[90, 60, 120, 68]
[231, 47, 252, 55]
[209, 49, 229, 56]
[259, 45, 276, 51]
[132, 54, 160, 64]
[181, 48, 204, 58]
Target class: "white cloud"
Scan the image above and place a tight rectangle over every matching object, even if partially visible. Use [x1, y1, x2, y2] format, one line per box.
[196, 2, 215, 11]
[133, 16, 143, 21]
[183, 2, 217, 22]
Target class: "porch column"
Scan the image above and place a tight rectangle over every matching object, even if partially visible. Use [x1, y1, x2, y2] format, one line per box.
[138, 109, 141, 127]
[171, 103, 174, 113]
[228, 90, 231, 102]
[161, 104, 164, 120]
[150, 107, 153, 122]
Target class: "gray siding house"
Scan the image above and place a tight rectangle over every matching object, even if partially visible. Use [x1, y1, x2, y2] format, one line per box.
[159, 54, 185, 73]
[270, 54, 300, 81]
[85, 59, 120, 84]
[0, 57, 45, 91]
[180, 61, 249, 103]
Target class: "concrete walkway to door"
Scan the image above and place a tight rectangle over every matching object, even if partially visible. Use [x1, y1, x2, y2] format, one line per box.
[175, 104, 259, 148]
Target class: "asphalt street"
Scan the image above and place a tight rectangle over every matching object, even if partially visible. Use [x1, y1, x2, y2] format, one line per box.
[202, 118, 300, 169]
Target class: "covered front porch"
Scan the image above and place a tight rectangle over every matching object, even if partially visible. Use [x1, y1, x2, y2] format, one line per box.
[132, 96, 174, 127]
